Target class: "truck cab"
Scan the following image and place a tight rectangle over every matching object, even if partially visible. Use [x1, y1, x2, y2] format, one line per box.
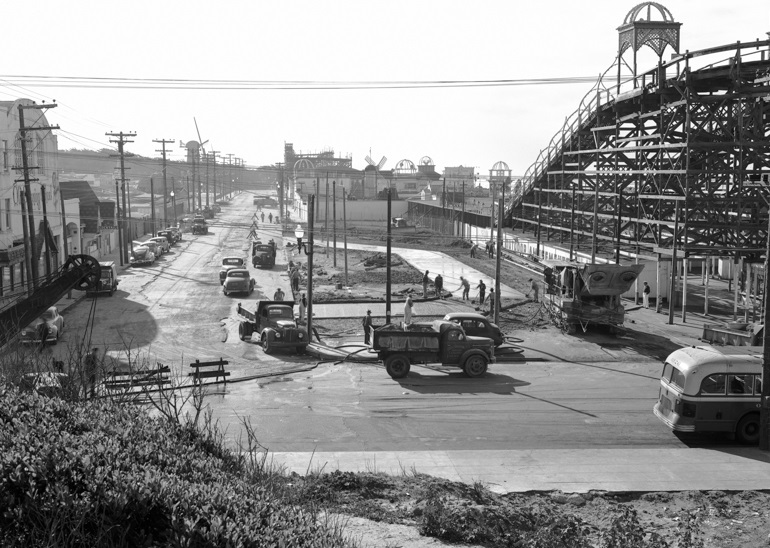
[192, 216, 208, 235]
[252, 240, 276, 269]
[86, 261, 119, 296]
[372, 320, 495, 379]
[236, 300, 308, 354]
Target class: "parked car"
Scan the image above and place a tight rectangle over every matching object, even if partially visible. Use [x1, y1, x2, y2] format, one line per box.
[21, 372, 70, 397]
[149, 236, 170, 254]
[20, 306, 64, 345]
[157, 230, 176, 246]
[442, 312, 505, 346]
[223, 269, 255, 296]
[165, 226, 182, 242]
[140, 240, 161, 258]
[130, 245, 155, 266]
[219, 256, 246, 284]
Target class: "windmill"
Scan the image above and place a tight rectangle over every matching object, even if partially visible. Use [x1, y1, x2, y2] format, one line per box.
[194, 118, 212, 208]
[365, 154, 387, 198]
[179, 119, 209, 214]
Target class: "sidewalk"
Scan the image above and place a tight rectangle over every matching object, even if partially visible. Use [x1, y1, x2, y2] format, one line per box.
[273, 446, 770, 494]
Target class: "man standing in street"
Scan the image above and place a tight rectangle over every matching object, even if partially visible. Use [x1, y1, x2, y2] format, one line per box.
[526, 278, 540, 302]
[475, 280, 486, 306]
[84, 347, 100, 398]
[37, 318, 51, 352]
[404, 296, 414, 329]
[470, 242, 477, 258]
[487, 239, 494, 258]
[434, 273, 443, 299]
[457, 277, 470, 300]
[363, 309, 373, 344]
[422, 270, 430, 298]
[643, 281, 651, 309]
[274, 287, 285, 301]
[486, 288, 496, 315]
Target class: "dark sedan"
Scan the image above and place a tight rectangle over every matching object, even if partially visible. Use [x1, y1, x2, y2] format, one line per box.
[443, 312, 504, 346]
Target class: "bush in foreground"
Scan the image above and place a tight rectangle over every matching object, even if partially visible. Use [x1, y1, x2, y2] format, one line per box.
[0, 386, 353, 547]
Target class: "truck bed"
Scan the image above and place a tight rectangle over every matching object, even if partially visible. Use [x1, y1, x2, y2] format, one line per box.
[372, 324, 440, 352]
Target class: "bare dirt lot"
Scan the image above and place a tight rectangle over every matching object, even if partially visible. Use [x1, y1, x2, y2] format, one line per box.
[285, 225, 769, 548]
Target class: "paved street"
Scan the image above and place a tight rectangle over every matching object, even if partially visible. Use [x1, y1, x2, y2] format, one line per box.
[47, 191, 770, 494]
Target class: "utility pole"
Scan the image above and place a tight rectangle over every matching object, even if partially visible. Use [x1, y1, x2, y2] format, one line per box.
[386, 188, 392, 325]
[16, 102, 59, 291]
[150, 176, 156, 233]
[19, 193, 33, 294]
[115, 177, 123, 266]
[59, 187, 72, 298]
[343, 187, 348, 287]
[41, 185, 51, 281]
[208, 150, 219, 208]
[307, 195, 315, 343]
[325, 175, 329, 255]
[495, 185, 505, 324]
[153, 138, 174, 227]
[332, 180, 337, 268]
[461, 180, 466, 240]
[107, 131, 136, 265]
[226, 153, 235, 201]
[442, 178, 447, 233]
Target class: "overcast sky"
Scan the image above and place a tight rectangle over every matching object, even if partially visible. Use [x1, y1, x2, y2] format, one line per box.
[2, 0, 768, 178]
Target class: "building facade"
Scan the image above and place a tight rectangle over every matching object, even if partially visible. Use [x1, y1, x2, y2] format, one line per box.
[0, 99, 64, 298]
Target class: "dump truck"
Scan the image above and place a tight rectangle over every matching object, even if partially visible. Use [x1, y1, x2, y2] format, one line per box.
[236, 300, 308, 354]
[542, 261, 645, 335]
[372, 320, 495, 379]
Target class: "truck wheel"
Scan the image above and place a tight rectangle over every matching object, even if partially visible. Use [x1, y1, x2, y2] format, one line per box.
[261, 333, 273, 354]
[296, 345, 306, 355]
[385, 354, 410, 379]
[736, 413, 760, 444]
[463, 355, 488, 378]
[223, 288, 229, 296]
[238, 322, 252, 341]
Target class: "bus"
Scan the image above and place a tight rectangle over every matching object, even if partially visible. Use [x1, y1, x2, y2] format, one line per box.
[653, 345, 763, 444]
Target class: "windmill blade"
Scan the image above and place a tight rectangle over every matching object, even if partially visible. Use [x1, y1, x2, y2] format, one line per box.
[194, 117, 208, 153]
[377, 156, 387, 170]
[365, 155, 375, 166]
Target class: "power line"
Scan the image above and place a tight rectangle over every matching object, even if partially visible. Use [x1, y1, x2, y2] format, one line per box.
[0, 74, 602, 91]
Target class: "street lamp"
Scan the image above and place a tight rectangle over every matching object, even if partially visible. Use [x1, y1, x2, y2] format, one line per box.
[295, 224, 309, 255]
[170, 191, 176, 224]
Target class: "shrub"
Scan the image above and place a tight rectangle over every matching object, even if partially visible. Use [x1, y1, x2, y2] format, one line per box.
[0, 386, 354, 547]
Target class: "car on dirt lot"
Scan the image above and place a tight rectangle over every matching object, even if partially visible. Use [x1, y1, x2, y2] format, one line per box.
[20, 306, 64, 345]
[219, 256, 246, 284]
[148, 237, 170, 255]
[223, 269, 255, 296]
[443, 312, 504, 346]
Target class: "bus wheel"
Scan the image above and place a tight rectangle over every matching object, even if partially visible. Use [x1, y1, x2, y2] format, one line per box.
[463, 355, 488, 378]
[736, 413, 760, 444]
[385, 354, 410, 379]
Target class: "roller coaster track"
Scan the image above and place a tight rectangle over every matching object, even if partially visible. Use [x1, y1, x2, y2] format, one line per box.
[508, 38, 770, 260]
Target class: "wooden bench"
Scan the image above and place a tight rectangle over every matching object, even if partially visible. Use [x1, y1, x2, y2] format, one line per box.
[188, 358, 230, 384]
[103, 363, 171, 391]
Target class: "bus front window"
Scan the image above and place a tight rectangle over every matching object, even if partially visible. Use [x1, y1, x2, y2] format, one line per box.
[669, 366, 687, 390]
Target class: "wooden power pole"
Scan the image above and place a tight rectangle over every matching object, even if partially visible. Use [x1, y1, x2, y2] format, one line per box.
[16, 102, 59, 291]
[153, 138, 174, 227]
